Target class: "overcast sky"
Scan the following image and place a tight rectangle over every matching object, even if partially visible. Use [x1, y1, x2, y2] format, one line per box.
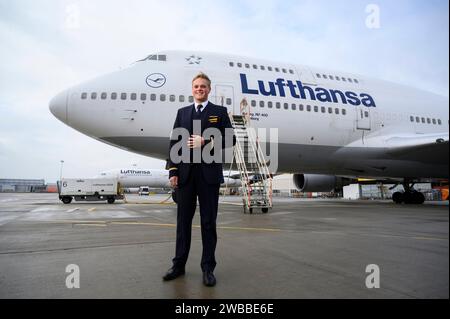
[0, 0, 448, 183]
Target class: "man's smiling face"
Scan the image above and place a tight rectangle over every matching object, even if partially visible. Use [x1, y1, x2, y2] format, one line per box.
[192, 78, 210, 103]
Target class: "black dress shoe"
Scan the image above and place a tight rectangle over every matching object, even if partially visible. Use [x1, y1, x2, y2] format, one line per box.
[162, 267, 185, 281]
[203, 271, 216, 287]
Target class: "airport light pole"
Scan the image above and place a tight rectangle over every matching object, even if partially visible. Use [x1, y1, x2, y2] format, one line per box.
[60, 160, 64, 183]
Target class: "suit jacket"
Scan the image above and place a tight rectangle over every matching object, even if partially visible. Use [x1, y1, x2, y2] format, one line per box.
[167, 102, 235, 185]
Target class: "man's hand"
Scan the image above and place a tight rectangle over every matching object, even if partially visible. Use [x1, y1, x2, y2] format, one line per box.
[170, 176, 178, 188]
[187, 135, 204, 148]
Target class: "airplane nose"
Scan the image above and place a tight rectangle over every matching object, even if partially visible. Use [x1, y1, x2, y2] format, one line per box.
[49, 90, 68, 123]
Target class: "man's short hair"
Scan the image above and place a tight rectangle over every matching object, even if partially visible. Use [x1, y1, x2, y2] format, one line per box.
[192, 72, 211, 88]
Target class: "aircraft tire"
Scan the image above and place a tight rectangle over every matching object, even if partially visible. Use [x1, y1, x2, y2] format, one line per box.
[392, 192, 404, 204]
[403, 191, 425, 204]
[412, 191, 425, 204]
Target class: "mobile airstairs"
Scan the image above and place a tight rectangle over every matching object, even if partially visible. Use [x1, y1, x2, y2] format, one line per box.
[229, 101, 273, 214]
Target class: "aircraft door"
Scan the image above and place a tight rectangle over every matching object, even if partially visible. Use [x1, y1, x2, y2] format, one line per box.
[356, 106, 371, 130]
[215, 85, 235, 114]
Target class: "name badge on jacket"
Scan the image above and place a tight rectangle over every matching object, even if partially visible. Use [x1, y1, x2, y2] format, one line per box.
[208, 116, 219, 123]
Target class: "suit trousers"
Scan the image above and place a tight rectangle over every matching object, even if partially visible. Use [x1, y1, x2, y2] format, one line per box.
[172, 164, 220, 272]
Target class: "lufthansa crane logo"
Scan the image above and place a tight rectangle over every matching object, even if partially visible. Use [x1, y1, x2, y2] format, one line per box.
[146, 73, 166, 88]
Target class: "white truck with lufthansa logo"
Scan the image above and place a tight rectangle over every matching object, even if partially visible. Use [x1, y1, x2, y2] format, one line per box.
[57, 178, 124, 204]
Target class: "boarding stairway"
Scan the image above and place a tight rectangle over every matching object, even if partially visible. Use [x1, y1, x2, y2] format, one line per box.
[230, 106, 272, 214]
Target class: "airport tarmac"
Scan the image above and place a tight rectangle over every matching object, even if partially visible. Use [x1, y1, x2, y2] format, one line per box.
[0, 192, 448, 299]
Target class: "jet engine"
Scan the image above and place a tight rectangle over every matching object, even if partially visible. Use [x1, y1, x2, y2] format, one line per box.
[293, 174, 349, 192]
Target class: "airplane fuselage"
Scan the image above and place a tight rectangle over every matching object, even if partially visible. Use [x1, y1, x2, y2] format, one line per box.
[50, 51, 449, 179]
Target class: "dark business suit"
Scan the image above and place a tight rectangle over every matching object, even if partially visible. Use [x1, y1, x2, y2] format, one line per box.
[167, 102, 235, 272]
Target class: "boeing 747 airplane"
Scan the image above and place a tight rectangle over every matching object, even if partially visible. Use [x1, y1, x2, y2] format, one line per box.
[49, 50, 449, 204]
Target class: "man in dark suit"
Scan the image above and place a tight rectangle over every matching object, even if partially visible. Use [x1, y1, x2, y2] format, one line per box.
[164, 72, 235, 287]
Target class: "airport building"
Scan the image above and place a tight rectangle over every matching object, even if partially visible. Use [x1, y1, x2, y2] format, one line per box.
[0, 179, 47, 192]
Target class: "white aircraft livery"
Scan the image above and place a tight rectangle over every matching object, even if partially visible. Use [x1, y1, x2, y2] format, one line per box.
[49, 50, 449, 204]
[96, 168, 240, 188]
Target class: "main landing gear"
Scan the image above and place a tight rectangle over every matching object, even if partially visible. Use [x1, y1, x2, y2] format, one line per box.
[392, 180, 425, 204]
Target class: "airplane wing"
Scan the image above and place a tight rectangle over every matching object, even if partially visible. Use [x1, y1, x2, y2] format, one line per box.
[339, 132, 449, 168]
[384, 133, 448, 164]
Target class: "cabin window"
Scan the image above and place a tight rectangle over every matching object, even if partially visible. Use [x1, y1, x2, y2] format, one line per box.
[160, 94, 166, 102]
[314, 105, 318, 112]
[121, 93, 127, 100]
[282, 68, 287, 73]
[245, 63, 250, 68]
[140, 93, 146, 101]
[299, 104, 304, 111]
[275, 67, 280, 72]
[111, 92, 117, 100]
[131, 93, 137, 100]
[342, 109, 346, 115]
[276, 102, 281, 109]
[268, 101, 273, 108]
[329, 75, 334, 80]
[348, 78, 353, 83]
[150, 94, 156, 101]
[253, 64, 258, 69]
[354, 79, 359, 83]
[427, 118, 431, 124]
[179, 95, 185, 102]
[81, 92, 87, 99]
[432, 119, 436, 124]
[307, 105, 311, 112]
[323, 74, 328, 79]
[169, 95, 175, 102]
[251, 100, 256, 107]
[260, 65, 265, 70]
[259, 101, 265, 108]
[438, 119, 442, 125]
[268, 66, 273, 71]
[188, 96, 194, 103]
[335, 76, 340, 81]
[226, 98, 232, 105]
[101, 92, 107, 99]
[291, 103, 296, 110]
[342, 78, 347, 82]
[91, 92, 97, 99]
[335, 108, 340, 115]
[237, 63, 242, 68]
[328, 107, 333, 114]
[229, 62, 234, 67]
[410, 116, 414, 122]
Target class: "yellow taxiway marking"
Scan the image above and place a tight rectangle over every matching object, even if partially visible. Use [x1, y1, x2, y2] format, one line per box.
[55, 220, 281, 232]
[53, 220, 447, 240]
